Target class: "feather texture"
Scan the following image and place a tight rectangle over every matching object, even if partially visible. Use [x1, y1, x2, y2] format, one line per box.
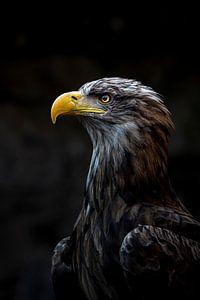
[51, 78, 200, 299]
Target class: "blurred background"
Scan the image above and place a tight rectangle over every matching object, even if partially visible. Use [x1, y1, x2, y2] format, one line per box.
[0, 3, 200, 299]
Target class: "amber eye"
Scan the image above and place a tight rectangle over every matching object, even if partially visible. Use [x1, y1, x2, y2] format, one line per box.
[98, 94, 111, 104]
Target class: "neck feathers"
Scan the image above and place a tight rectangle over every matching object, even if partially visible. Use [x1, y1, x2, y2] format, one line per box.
[84, 124, 174, 210]
[82, 99, 182, 210]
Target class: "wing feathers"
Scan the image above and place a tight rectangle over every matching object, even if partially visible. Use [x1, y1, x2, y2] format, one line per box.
[120, 225, 200, 298]
[52, 236, 86, 299]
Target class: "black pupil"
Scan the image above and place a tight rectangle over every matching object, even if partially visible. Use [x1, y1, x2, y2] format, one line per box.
[101, 95, 109, 102]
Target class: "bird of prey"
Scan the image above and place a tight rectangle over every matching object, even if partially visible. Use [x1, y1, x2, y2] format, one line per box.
[50, 77, 200, 300]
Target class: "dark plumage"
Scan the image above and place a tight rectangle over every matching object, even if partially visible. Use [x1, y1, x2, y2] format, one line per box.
[51, 77, 200, 299]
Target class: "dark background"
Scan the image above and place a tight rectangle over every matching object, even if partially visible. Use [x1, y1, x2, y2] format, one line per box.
[0, 4, 200, 299]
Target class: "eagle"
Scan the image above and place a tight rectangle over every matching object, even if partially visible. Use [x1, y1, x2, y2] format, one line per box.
[50, 77, 200, 299]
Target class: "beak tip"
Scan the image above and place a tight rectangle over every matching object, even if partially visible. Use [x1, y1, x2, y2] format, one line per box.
[50, 91, 81, 124]
[51, 103, 58, 124]
[51, 110, 57, 125]
[51, 111, 56, 124]
[51, 116, 57, 125]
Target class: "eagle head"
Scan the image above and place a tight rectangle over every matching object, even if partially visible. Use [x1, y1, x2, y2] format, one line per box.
[51, 77, 174, 189]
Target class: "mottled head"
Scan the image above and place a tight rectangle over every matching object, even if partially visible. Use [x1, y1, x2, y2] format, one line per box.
[52, 77, 173, 144]
[51, 77, 174, 182]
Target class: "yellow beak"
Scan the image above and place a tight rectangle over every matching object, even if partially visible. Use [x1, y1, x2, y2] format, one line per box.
[51, 91, 106, 124]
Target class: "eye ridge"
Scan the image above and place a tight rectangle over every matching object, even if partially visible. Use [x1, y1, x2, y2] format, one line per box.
[98, 94, 112, 104]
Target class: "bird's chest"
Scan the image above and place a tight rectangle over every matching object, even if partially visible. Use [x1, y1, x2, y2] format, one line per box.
[73, 209, 128, 300]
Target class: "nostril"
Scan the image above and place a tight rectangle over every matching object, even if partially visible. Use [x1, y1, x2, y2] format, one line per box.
[71, 96, 78, 100]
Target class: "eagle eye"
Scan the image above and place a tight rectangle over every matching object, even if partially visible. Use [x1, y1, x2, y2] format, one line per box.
[98, 94, 112, 104]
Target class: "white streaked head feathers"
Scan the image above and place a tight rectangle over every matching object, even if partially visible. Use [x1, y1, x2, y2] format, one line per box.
[80, 77, 162, 103]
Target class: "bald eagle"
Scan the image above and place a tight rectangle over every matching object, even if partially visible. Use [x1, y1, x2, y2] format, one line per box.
[51, 78, 200, 300]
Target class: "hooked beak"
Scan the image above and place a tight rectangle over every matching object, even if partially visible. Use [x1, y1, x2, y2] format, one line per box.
[51, 91, 106, 124]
